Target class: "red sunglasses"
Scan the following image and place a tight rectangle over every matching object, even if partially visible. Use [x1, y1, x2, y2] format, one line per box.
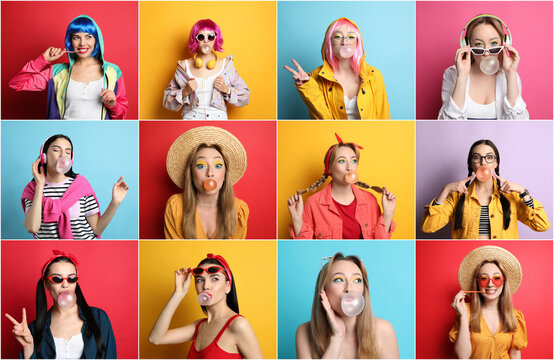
[45, 275, 79, 284]
[192, 266, 227, 278]
[477, 274, 504, 288]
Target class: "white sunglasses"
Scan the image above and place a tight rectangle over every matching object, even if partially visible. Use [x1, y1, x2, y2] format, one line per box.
[469, 45, 504, 56]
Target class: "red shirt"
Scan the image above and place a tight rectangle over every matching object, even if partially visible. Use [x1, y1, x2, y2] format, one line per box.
[187, 314, 243, 359]
[332, 198, 362, 239]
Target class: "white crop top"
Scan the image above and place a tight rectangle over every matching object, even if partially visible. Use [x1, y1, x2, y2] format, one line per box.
[53, 333, 84, 359]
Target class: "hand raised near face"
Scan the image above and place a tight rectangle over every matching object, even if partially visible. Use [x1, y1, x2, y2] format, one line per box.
[284, 59, 310, 86]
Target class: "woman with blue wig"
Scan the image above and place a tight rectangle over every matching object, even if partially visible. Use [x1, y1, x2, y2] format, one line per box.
[9, 15, 128, 120]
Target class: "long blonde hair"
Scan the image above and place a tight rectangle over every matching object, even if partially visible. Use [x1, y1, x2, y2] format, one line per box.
[181, 144, 237, 239]
[469, 260, 517, 332]
[309, 253, 380, 358]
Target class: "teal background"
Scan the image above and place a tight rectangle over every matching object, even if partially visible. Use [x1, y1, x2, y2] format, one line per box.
[278, 240, 415, 358]
[1, 121, 139, 239]
[278, 1, 415, 119]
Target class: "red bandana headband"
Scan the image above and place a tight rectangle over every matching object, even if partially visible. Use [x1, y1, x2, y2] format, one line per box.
[324, 133, 364, 175]
[207, 253, 233, 286]
[41, 250, 79, 278]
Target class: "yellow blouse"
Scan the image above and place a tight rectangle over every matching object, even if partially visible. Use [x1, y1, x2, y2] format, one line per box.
[163, 193, 249, 239]
[421, 180, 550, 239]
[449, 305, 527, 359]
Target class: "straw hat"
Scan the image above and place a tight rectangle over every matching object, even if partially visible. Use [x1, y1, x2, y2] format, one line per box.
[458, 245, 522, 294]
[166, 126, 247, 189]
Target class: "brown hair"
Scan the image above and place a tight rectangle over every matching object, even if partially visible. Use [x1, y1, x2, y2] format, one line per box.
[469, 260, 517, 332]
[181, 144, 237, 239]
[465, 16, 506, 64]
[308, 253, 380, 358]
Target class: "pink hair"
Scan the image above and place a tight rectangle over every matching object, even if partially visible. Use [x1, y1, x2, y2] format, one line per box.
[322, 18, 364, 75]
[187, 19, 224, 54]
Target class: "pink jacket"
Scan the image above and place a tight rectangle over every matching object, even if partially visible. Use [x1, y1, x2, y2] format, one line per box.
[290, 183, 395, 239]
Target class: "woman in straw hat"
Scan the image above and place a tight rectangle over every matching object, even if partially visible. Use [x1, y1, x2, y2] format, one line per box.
[450, 245, 527, 359]
[287, 133, 396, 239]
[165, 126, 248, 239]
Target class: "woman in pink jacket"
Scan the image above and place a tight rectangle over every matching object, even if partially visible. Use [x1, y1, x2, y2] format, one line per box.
[287, 133, 396, 239]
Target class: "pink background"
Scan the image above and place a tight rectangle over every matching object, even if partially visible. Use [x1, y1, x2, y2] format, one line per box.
[416, 1, 553, 119]
[416, 241, 553, 359]
[1, 241, 138, 359]
[1, 1, 139, 119]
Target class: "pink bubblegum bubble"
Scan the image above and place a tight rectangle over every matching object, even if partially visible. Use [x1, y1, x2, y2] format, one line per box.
[197, 292, 212, 306]
[480, 56, 499, 75]
[341, 291, 365, 317]
[203, 178, 217, 191]
[57, 291, 76, 309]
[339, 46, 354, 58]
[475, 166, 493, 182]
[55, 156, 72, 174]
[344, 171, 359, 184]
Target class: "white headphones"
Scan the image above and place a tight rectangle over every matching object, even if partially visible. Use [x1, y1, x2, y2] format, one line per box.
[460, 14, 512, 47]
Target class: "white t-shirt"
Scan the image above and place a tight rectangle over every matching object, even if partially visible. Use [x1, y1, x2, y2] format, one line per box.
[63, 78, 103, 120]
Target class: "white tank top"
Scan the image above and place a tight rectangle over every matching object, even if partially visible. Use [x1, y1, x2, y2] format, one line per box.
[344, 95, 361, 120]
[63, 78, 104, 120]
[53, 333, 84, 359]
[184, 59, 228, 120]
[466, 94, 496, 120]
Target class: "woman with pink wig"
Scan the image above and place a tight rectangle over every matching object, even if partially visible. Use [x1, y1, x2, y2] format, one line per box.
[163, 19, 250, 120]
[284, 18, 390, 120]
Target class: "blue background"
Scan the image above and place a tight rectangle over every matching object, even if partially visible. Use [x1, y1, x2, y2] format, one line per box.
[277, 1, 415, 119]
[278, 240, 415, 358]
[1, 121, 139, 239]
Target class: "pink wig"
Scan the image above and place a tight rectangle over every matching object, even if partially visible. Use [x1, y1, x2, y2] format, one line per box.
[322, 18, 364, 75]
[187, 19, 224, 54]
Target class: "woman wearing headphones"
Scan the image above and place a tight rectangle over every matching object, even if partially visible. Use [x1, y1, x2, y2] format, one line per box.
[163, 19, 250, 120]
[21, 134, 129, 239]
[438, 14, 528, 120]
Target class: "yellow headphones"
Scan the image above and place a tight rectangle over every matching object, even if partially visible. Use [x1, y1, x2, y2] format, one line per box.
[194, 52, 218, 70]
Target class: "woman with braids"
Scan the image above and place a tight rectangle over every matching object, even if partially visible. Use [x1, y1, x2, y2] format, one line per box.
[287, 133, 396, 239]
[421, 139, 549, 239]
[4, 250, 116, 359]
[149, 253, 262, 358]
[296, 253, 399, 358]
[450, 246, 527, 358]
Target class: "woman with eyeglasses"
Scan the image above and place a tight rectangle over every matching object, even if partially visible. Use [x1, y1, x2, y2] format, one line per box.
[450, 246, 527, 359]
[296, 252, 399, 358]
[284, 17, 390, 119]
[421, 139, 549, 239]
[5, 250, 116, 359]
[163, 19, 250, 120]
[438, 14, 528, 119]
[149, 254, 263, 358]
[287, 133, 396, 239]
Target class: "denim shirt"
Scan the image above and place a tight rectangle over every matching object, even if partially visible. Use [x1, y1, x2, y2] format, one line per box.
[21, 307, 116, 359]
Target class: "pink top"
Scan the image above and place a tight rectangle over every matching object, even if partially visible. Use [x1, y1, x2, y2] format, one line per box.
[187, 314, 243, 359]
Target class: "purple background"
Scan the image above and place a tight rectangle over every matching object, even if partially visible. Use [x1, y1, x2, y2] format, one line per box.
[416, 121, 553, 239]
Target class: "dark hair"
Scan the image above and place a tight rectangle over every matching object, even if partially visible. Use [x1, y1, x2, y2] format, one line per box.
[35, 257, 105, 357]
[197, 257, 239, 314]
[454, 139, 511, 230]
[37, 134, 78, 179]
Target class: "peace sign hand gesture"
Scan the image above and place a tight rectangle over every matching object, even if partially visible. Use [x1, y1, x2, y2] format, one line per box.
[284, 59, 310, 86]
[5, 308, 34, 357]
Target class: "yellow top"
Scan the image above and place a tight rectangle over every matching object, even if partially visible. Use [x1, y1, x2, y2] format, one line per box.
[421, 180, 550, 239]
[449, 305, 527, 359]
[163, 193, 249, 239]
[295, 58, 390, 120]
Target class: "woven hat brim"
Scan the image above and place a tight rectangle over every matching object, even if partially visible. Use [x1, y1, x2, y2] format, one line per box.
[458, 245, 522, 295]
[166, 126, 247, 189]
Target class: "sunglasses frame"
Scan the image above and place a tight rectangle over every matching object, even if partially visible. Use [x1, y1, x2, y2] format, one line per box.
[196, 33, 216, 42]
[44, 275, 80, 284]
[192, 266, 227, 278]
[469, 45, 504, 56]
[332, 34, 358, 44]
[477, 274, 504, 288]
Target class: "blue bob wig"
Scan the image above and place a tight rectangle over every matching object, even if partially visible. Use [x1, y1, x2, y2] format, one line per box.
[64, 16, 100, 58]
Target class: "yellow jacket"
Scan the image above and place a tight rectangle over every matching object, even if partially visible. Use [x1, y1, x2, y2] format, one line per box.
[164, 193, 249, 239]
[421, 180, 550, 239]
[296, 58, 390, 120]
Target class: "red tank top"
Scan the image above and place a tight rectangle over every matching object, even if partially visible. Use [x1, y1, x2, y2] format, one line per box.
[187, 314, 243, 359]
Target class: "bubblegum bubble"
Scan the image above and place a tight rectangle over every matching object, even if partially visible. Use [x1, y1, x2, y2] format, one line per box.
[344, 171, 359, 184]
[341, 291, 365, 317]
[57, 291, 76, 309]
[480, 56, 499, 75]
[201, 46, 211, 55]
[56, 156, 72, 174]
[475, 166, 493, 182]
[203, 178, 217, 191]
[339, 46, 354, 58]
[197, 292, 212, 306]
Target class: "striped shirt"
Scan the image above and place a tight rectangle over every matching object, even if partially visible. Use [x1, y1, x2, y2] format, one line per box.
[24, 177, 99, 239]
